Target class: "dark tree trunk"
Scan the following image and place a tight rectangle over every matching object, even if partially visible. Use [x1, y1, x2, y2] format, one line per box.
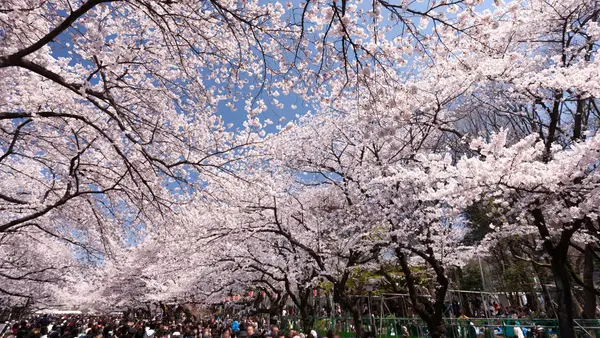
[541, 282, 555, 317]
[300, 313, 315, 335]
[526, 293, 539, 312]
[550, 247, 576, 338]
[532, 208, 579, 338]
[350, 305, 364, 338]
[573, 99, 585, 141]
[427, 318, 447, 338]
[298, 290, 316, 333]
[397, 249, 448, 338]
[271, 294, 288, 321]
[583, 242, 597, 319]
[333, 279, 363, 338]
[543, 94, 561, 162]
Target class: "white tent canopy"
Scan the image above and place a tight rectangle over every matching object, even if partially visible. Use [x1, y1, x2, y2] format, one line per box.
[34, 310, 83, 315]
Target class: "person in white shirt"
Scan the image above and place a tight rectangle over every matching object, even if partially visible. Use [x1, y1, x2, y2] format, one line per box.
[514, 325, 524, 338]
[145, 326, 155, 338]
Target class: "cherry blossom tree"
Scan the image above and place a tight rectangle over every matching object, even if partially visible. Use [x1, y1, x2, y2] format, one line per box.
[5, 3, 600, 337]
[0, 0, 484, 303]
[234, 174, 364, 333]
[439, 131, 600, 338]
[0, 0, 290, 302]
[0, 226, 82, 307]
[249, 93, 475, 338]
[382, 0, 600, 335]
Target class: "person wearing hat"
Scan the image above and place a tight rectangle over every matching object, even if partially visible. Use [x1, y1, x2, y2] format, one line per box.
[231, 322, 239, 335]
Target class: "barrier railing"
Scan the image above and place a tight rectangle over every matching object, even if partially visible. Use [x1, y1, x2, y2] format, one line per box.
[277, 316, 600, 338]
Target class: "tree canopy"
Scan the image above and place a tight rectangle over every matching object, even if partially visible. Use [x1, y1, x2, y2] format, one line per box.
[1, 0, 600, 337]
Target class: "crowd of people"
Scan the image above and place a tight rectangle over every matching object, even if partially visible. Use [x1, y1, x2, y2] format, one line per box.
[2, 301, 588, 338]
[444, 301, 540, 319]
[0, 315, 334, 338]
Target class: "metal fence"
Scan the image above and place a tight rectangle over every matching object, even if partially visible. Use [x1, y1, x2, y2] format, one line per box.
[278, 317, 600, 338]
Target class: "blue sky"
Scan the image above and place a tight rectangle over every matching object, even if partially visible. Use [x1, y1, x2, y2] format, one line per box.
[38, 0, 501, 257]
[48, 0, 498, 136]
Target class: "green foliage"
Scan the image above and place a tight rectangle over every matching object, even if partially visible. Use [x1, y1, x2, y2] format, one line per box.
[503, 259, 535, 291]
[459, 263, 484, 291]
[462, 200, 501, 246]
[316, 264, 429, 296]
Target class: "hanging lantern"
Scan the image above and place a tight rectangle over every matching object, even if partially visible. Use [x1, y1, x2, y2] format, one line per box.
[313, 289, 317, 297]
[274, 293, 278, 298]
[261, 291, 266, 297]
[249, 291, 254, 297]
